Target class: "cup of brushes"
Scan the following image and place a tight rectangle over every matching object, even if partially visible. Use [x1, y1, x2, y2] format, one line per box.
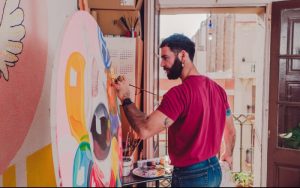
[122, 138, 141, 176]
[119, 16, 139, 38]
[123, 156, 133, 176]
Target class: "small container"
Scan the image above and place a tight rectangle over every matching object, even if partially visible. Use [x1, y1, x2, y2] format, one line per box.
[137, 160, 146, 169]
[164, 155, 171, 173]
[123, 156, 133, 176]
[147, 161, 156, 167]
[159, 157, 165, 165]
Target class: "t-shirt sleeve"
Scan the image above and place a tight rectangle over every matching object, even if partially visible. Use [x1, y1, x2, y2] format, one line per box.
[157, 87, 185, 121]
[224, 92, 230, 109]
[220, 87, 231, 116]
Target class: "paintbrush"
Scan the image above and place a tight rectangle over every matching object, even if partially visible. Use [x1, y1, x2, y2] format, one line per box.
[119, 16, 130, 32]
[113, 76, 157, 96]
[129, 84, 157, 96]
[133, 17, 139, 30]
[129, 139, 142, 157]
[124, 132, 129, 156]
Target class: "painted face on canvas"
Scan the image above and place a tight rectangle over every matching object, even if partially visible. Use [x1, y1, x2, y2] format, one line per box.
[55, 12, 122, 187]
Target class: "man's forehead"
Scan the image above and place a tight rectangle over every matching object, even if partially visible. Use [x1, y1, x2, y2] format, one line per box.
[160, 46, 172, 55]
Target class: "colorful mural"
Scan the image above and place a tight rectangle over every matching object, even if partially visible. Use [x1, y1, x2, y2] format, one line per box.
[52, 11, 122, 187]
[0, 0, 48, 174]
[0, 0, 25, 81]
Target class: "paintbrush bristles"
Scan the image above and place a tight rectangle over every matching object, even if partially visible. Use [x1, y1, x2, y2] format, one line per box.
[119, 16, 139, 36]
[124, 132, 129, 156]
[120, 16, 130, 31]
[134, 17, 138, 30]
[124, 138, 141, 157]
[128, 139, 142, 157]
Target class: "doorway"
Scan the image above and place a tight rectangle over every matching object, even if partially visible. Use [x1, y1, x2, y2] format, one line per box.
[157, 9, 266, 187]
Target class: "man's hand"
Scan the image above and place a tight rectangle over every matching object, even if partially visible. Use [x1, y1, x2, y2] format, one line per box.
[112, 75, 131, 102]
[220, 152, 233, 170]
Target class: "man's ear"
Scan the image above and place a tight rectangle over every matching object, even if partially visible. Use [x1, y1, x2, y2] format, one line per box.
[181, 50, 187, 63]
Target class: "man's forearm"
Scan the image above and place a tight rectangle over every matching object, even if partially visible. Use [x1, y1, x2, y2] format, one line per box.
[122, 103, 148, 138]
[224, 116, 236, 155]
[224, 130, 236, 155]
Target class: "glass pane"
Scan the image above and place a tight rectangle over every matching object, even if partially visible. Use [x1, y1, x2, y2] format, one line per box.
[278, 104, 300, 150]
[278, 59, 287, 101]
[293, 22, 300, 55]
[291, 59, 300, 71]
[279, 59, 300, 102]
[280, 8, 300, 55]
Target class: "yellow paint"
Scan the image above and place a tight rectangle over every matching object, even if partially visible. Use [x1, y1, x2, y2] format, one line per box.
[26, 144, 56, 187]
[106, 71, 118, 115]
[111, 137, 119, 178]
[3, 165, 16, 187]
[65, 52, 89, 143]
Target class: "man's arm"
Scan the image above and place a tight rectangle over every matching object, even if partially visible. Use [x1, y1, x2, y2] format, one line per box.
[113, 76, 174, 139]
[220, 114, 236, 169]
[123, 103, 173, 139]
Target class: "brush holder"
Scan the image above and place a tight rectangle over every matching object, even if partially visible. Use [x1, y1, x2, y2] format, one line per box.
[123, 156, 133, 177]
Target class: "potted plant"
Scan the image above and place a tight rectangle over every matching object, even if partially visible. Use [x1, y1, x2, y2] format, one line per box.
[232, 172, 253, 187]
[279, 122, 300, 149]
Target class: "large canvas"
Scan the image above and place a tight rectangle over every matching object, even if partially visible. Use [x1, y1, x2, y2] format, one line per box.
[51, 11, 122, 187]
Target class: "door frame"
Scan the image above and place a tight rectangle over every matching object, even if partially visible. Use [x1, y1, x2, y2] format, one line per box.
[144, 0, 274, 186]
[267, 1, 300, 186]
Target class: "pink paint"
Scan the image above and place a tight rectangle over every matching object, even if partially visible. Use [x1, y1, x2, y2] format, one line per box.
[0, 0, 48, 173]
[92, 58, 99, 97]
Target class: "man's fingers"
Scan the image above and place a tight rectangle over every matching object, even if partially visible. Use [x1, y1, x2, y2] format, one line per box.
[113, 75, 129, 86]
[112, 75, 130, 93]
[111, 81, 120, 89]
[115, 75, 125, 83]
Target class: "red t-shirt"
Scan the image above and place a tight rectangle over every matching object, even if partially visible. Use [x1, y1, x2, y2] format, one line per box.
[157, 75, 229, 167]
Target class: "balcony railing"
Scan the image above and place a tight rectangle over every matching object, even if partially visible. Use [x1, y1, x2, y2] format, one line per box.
[232, 113, 255, 173]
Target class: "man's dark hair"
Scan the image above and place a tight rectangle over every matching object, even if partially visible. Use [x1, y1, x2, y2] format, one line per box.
[160, 33, 195, 61]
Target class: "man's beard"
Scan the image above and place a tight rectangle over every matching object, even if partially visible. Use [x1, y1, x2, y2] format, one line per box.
[166, 57, 183, 80]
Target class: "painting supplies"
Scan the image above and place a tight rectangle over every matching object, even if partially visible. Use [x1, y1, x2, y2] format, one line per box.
[123, 156, 133, 176]
[129, 84, 157, 96]
[119, 16, 130, 33]
[119, 16, 139, 37]
[124, 132, 129, 156]
[133, 17, 139, 31]
[113, 75, 157, 96]
[128, 139, 142, 157]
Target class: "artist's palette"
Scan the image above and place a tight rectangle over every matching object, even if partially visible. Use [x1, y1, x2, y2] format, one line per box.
[132, 167, 165, 178]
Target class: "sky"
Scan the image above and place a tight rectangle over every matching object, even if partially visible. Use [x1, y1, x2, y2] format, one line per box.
[160, 14, 207, 39]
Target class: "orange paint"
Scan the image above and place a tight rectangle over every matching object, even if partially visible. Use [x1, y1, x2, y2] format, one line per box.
[3, 165, 16, 187]
[65, 52, 89, 143]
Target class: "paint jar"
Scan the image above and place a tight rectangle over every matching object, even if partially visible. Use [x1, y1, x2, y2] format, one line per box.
[123, 156, 133, 177]
[164, 155, 171, 173]
[146, 160, 156, 169]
